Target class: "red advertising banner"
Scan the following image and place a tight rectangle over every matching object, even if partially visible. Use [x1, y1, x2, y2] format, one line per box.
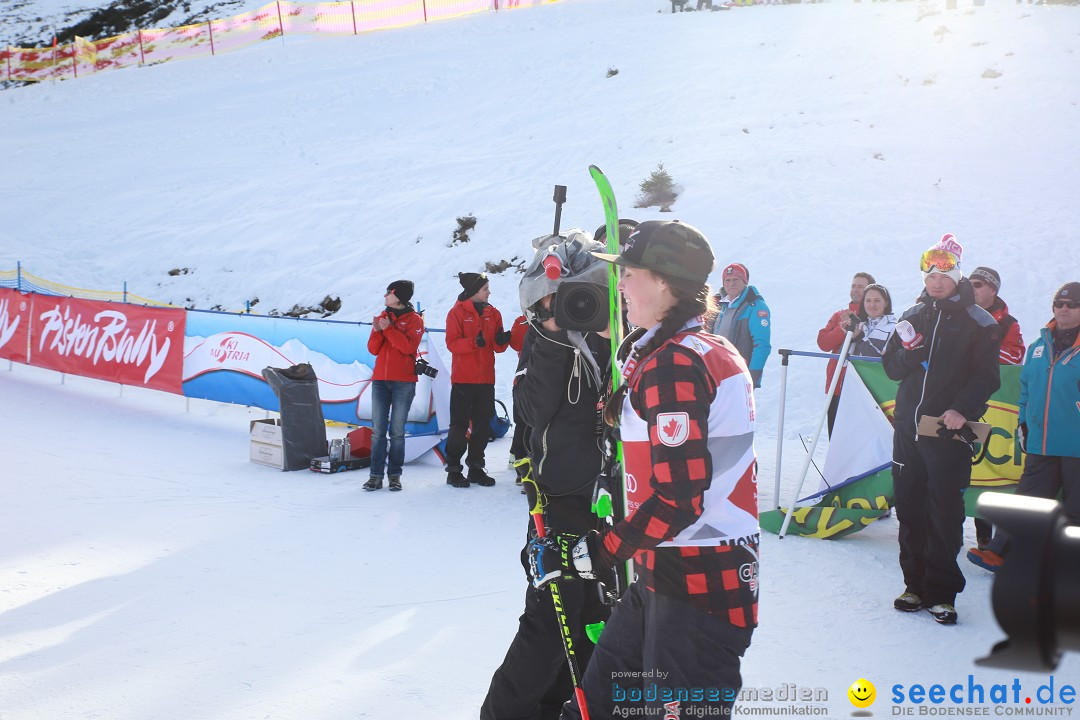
[0, 288, 32, 364]
[30, 296, 186, 394]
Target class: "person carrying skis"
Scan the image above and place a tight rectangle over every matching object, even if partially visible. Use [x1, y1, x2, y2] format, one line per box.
[529, 220, 759, 720]
[882, 234, 1001, 625]
[705, 262, 771, 388]
[364, 280, 424, 492]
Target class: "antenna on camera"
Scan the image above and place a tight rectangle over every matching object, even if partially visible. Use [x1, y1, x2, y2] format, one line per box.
[552, 185, 567, 235]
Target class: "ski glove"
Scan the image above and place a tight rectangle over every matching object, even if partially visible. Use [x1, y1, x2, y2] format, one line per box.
[895, 320, 924, 351]
[750, 369, 762, 389]
[495, 328, 512, 345]
[475, 331, 486, 348]
[527, 532, 598, 589]
[1017, 422, 1028, 454]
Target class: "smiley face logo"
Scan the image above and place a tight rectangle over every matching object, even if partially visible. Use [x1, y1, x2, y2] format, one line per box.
[848, 678, 876, 708]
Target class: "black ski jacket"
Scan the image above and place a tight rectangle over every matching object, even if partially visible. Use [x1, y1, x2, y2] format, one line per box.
[513, 327, 610, 498]
[882, 278, 1002, 437]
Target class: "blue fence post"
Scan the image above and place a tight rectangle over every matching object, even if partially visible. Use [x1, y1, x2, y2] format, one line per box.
[16, 261, 21, 292]
[123, 281, 128, 303]
[245, 301, 251, 314]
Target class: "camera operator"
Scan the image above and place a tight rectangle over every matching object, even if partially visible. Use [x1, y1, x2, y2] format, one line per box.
[481, 231, 613, 720]
[968, 281, 1080, 572]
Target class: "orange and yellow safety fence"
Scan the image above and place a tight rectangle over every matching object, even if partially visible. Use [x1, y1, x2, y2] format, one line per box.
[3, 0, 559, 84]
[2, 265, 187, 309]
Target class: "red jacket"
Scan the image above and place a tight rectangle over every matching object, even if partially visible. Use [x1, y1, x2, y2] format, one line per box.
[988, 298, 1025, 365]
[367, 307, 425, 382]
[445, 299, 509, 384]
[817, 301, 860, 395]
[509, 315, 528, 353]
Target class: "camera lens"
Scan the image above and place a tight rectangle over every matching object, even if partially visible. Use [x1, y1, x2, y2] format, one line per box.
[553, 281, 607, 332]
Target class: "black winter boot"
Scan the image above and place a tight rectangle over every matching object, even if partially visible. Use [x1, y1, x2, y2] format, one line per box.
[447, 471, 469, 488]
[468, 468, 496, 487]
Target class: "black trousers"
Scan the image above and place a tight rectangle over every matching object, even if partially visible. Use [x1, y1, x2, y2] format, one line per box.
[445, 383, 495, 472]
[481, 496, 609, 720]
[892, 432, 972, 607]
[558, 583, 753, 720]
[986, 453, 1080, 555]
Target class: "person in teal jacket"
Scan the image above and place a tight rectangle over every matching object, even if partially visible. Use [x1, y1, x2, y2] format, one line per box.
[706, 262, 771, 388]
[968, 281, 1080, 572]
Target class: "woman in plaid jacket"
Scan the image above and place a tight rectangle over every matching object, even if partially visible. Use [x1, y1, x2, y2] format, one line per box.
[529, 220, 759, 720]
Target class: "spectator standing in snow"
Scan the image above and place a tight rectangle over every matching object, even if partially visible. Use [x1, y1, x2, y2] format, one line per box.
[882, 234, 1001, 625]
[966, 265, 1026, 549]
[444, 272, 512, 488]
[967, 281, 1080, 573]
[364, 280, 424, 492]
[817, 272, 875, 435]
[850, 283, 896, 359]
[705, 262, 771, 388]
[529, 220, 759, 720]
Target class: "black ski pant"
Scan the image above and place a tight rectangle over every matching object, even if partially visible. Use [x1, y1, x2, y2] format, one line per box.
[985, 453, 1080, 555]
[892, 432, 972, 607]
[481, 496, 609, 720]
[558, 583, 753, 720]
[445, 383, 495, 472]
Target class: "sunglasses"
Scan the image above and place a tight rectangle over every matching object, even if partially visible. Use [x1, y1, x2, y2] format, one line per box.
[1054, 300, 1080, 310]
[920, 249, 959, 273]
[969, 281, 985, 289]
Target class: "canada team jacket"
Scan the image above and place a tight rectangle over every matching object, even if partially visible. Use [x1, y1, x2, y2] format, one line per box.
[445, 299, 509, 384]
[1018, 322, 1080, 459]
[367, 307, 425, 382]
[596, 324, 760, 627]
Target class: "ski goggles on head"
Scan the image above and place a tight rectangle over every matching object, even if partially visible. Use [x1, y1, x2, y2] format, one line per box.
[1053, 300, 1080, 310]
[920, 248, 959, 274]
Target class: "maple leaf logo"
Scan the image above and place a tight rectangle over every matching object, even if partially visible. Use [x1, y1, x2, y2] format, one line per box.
[656, 412, 689, 447]
[663, 417, 681, 439]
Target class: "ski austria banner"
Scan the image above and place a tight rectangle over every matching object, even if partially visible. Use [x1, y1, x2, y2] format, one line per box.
[28, 294, 186, 393]
[182, 311, 451, 460]
[0, 288, 31, 364]
[761, 360, 1022, 539]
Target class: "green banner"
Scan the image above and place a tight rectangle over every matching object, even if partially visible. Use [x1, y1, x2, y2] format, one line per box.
[851, 360, 1021, 517]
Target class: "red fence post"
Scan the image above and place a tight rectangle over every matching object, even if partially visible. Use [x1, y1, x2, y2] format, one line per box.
[422, 0, 428, 22]
[351, 0, 357, 34]
[277, 0, 285, 37]
[138, 29, 145, 65]
[72, 42, 78, 78]
[207, 20, 215, 55]
[5, 47, 10, 82]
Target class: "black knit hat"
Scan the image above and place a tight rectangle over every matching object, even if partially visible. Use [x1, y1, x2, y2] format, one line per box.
[592, 220, 714, 284]
[386, 280, 414, 304]
[969, 266, 1001, 292]
[457, 272, 488, 301]
[1054, 281, 1080, 304]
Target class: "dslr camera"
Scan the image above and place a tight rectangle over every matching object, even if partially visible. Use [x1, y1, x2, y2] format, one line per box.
[414, 357, 438, 378]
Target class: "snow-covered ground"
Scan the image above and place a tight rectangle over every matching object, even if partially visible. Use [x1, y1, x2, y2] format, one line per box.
[2, 0, 1079, 718]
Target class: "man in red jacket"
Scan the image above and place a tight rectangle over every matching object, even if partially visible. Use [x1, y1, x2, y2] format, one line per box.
[444, 272, 512, 488]
[968, 265, 1025, 548]
[817, 271, 875, 435]
[365, 280, 425, 492]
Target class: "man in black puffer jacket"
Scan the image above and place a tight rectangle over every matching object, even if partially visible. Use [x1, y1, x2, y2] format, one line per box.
[480, 292, 612, 720]
[882, 234, 1001, 626]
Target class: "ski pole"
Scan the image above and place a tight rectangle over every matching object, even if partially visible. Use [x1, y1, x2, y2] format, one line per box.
[523, 477, 592, 720]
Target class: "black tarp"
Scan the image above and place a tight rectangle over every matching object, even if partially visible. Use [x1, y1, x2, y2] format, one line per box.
[261, 363, 328, 471]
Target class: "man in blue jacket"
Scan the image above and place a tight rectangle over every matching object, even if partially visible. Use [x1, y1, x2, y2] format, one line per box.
[706, 262, 771, 388]
[968, 281, 1080, 572]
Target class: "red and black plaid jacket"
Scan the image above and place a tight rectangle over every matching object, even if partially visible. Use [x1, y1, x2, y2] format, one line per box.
[597, 328, 759, 627]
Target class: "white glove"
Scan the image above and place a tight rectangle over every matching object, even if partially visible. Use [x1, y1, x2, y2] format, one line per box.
[895, 320, 924, 351]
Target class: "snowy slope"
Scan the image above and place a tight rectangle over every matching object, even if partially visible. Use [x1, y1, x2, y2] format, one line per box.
[2, 0, 1079, 718]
